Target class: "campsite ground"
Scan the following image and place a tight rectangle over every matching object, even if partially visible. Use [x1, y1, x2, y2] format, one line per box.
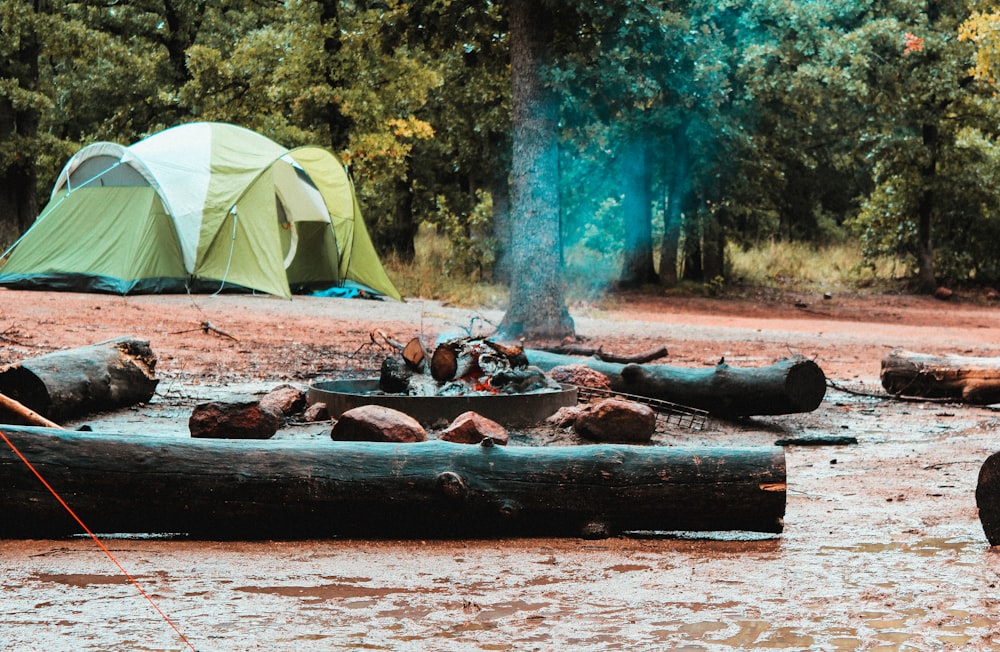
[2, 286, 1000, 650]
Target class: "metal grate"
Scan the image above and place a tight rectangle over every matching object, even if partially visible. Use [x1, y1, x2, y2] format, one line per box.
[576, 386, 709, 431]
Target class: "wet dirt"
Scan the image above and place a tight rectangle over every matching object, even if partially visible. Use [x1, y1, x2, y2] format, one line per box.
[2, 288, 1000, 650]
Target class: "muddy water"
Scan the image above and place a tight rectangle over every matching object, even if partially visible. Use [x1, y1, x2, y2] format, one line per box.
[3, 390, 1000, 650]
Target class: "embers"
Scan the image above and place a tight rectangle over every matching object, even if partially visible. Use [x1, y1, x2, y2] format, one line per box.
[379, 335, 558, 397]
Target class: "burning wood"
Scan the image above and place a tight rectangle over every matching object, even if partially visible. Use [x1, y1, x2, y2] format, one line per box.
[380, 335, 559, 397]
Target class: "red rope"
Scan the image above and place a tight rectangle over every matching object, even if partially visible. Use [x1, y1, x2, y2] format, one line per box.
[0, 428, 197, 651]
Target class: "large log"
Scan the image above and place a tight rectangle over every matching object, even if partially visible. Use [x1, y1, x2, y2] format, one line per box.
[976, 451, 1000, 545]
[0, 425, 785, 539]
[881, 349, 1000, 404]
[526, 350, 826, 417]
[0, 337, 158, 422]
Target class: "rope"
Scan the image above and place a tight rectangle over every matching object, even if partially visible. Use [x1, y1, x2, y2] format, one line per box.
[0, 428, 197, 651]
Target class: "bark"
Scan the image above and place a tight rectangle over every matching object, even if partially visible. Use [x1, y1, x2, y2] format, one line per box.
[0, 338, 158, 421]
[498, 0, 574, 340]
[915, 123, 938, 293]
[881, 349, 1000, 404]
[0, 426, 786, 539]
[526, 350, 827, 417]
[619, 137, 657, 287]
[659, 123, 690, 286]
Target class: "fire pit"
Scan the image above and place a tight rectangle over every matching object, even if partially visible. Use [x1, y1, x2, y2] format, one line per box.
[308, 379, 578, 427]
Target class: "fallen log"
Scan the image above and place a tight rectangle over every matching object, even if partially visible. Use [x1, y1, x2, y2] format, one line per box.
[976, 451, 1000, 545]
[0, 425, 785, 539]
[535, 344, 669, 364]
[0, 337, 158, 421]
[525, 350, 826, 417]
[881, 349, 1000, 404]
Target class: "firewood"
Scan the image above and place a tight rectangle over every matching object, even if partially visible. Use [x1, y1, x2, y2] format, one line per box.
[430, 341, 459, 381]
[402, 337, 428, 371]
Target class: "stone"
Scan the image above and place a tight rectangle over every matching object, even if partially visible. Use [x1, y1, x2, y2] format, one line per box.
[573, 398, 656, 443]
[439, 411, 508, 445]
[331, 404, 427, 443]
[258, 384, 307, 417]
[302, 402, 329, 422]
[548, 364, 613, 390]
[189, 400, 281, 439]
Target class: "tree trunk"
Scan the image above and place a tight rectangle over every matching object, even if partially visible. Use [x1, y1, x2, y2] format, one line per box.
[881, 349, 1000, 404]
[491, 162, 513, 284]
[497, 0, 574, 340]
[320, 0, 354, 151]
[915, 123, 938, 293]
[0, 426, 786, 539]
[0, 5, 40, 241]
[0, 338, 158, 422]
[659, 123, 690, 286]
[526, 350, 827, 417]
[619, 137, 657, 287]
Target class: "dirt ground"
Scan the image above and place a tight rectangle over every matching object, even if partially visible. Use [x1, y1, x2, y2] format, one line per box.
[3, 287, 1000, 651]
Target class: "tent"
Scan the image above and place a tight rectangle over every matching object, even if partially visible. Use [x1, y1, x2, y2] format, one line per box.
[0, 122, 402, 300]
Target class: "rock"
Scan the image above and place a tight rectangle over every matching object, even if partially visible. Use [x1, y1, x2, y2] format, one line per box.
[548, 364, 612, 390]
[546, 405, 584, 428]
[189, 401, 281, 439]
[331, 405, 427, 443]
[439, 411, 508, 445]
[934, 286, 953, 300]
[573, 398, 656, 443]
[258, 384, 306, 417]
[302, 402, 329, 422]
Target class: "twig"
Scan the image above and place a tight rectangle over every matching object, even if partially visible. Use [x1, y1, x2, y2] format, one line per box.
[170, 321, 239, 342]
[825, 378, 953, 403]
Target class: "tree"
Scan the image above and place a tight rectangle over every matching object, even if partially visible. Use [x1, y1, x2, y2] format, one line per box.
[497, 0, 573, 339]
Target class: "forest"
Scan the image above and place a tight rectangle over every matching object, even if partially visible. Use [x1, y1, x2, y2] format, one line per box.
[4, 0, 1000, 320]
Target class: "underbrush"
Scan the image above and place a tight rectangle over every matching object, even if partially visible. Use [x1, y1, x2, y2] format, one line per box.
[384, 234, 910, 308]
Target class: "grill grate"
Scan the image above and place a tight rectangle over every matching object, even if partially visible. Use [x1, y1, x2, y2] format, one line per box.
[576, 386, 709, 432]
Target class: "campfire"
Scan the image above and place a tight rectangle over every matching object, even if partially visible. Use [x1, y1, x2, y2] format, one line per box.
[376, 333, 563, 398]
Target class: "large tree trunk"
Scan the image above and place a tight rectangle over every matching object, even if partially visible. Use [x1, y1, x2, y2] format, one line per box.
[0, 426, 785, 539]
[881, 349, 1000, 404]
[497, 0, 574, 340]
[527, 350, 826, 417]
[619, 136, 657, 287]
[0, 338, 158, 422]
[659, 122, 690, 286]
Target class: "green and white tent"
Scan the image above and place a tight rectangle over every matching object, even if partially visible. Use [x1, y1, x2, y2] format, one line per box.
[0, 122, 402, 300]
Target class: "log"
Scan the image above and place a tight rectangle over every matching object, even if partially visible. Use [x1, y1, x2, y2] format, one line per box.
[881, 349, 1000, 404]
[977, 451, 1000, 545]
[0, 337, 158, 421]
[0, 425, 785, 539]
[526, 350, 826, 417]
